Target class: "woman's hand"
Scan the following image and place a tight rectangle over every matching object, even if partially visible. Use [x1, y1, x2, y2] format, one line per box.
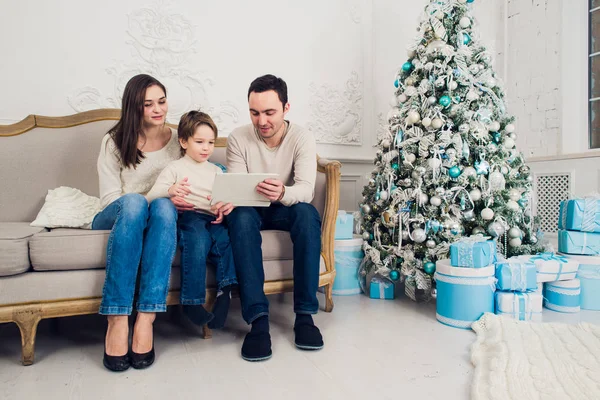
[168, 177, 191, 198]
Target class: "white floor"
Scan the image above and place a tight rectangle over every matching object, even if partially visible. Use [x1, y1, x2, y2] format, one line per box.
[1, 293, 600, 400]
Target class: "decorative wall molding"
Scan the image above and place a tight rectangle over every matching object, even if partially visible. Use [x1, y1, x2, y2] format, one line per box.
[308, 71, 363, 146]
[67, 0, 240, 133]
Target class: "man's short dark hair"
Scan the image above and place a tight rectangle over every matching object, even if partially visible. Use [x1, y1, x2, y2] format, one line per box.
[247, 74, 288, 109]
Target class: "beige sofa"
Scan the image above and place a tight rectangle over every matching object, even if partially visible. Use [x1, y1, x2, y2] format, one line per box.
[0, 109, 340, 366]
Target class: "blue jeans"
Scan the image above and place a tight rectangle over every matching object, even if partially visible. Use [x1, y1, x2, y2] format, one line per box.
[227, 203, 321, 324]
[177, 211, 237, 305]
[92, 194, 177, 315]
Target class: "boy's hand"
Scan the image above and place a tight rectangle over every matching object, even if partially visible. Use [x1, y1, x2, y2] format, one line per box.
[257, 178, 285, 202]
[208, 195, 235, 224]
[168, 177, 191, 198]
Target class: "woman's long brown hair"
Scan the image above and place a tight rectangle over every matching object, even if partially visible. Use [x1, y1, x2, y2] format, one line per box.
[108, 74, 167, 169]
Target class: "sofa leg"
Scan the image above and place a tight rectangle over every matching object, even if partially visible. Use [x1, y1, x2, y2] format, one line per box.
[13, 308, 43, 366]
[324, 284, 334, 313]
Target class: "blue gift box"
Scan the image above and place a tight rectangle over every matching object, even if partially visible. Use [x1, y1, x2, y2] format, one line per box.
[332, 236, 364, 295]
[434, 259, 495, 329]
[518, 252, 580, 283]
[450, 236, 497, 268]
[543, 279, 581, 313]
[495, 290, 542, 322]
[369, 275, 395, 299]
[558, 229, 600, 256]
[495, 258, 537, 291]
[563, 254, 600, 310]
[558, 198, 600, 233]
[335, 211, 354, 240]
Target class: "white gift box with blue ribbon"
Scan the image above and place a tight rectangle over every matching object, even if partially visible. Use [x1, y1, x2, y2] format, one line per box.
[558, 198, 600, 233]
[561, 254, 600, 310]
[434, 259, 495, 329]
[495, 258, 537, 291]
[543, 279, 581, 313]
[332, 236, 364, 295]
[335, 210, 354, 240]
[369, 275, 395, 300]
[495, 291, 542, 322]
[558, 229, 600, 256]
[449, 235, 497, 268]
[518, 253, 580, 283]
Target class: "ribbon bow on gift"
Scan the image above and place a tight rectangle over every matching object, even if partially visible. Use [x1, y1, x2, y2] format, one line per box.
[337, 210, 350, 223]
[457, 234, 491, 245]
[530, 252, 568, 263]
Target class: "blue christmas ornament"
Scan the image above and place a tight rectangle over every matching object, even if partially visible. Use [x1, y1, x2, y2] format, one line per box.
[439, 95, 452, 108]
[453, 96, 461, 103]
[394, 79, 400, 88]
[467, 0, 475, 3]
[491, 131, 501, 143]
[462, 33, 472, 45]
[518, 198, 528, 208]
[423, 262, 436, 275]
[375, 191, 381, 201]
[389, 270, 400, 281]
[392, 163, 399, 170]
[402, 62, 413, 73]
[454, 68, 461, 77]
[449, 166, 461, 178]
[426, 220, 442, 233]
[474, 160, 490, 175]
[396, 130, 404, 143]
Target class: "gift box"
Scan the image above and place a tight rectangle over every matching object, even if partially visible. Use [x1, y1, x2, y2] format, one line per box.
[369, 275, 395, 300]
[449, 236, 497, 268]
[543, 279, 581, 313]
[558, 198, 600, 233]
[562, 254, 600, 310]
[405, 273, 431, 303]
[335, 210, 354, 240]
[495, 290, 542, 322]
[434, 259, 495, 329]
[495, 258, 538, 291]
[332, 236, 364, 295]
[558, 229, 600, 256]
[518, 252, 580, 283]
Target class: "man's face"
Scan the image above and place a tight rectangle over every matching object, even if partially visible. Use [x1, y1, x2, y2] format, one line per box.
[248, 90, 289, 140]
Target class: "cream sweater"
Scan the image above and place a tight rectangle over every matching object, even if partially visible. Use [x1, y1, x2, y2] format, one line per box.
[226, 122, 317, 206]
[97, 128, 181, 209]
[145, 155, 223, 214]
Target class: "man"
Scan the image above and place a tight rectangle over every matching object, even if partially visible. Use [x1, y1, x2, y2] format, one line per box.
[222, 74, 323, 361]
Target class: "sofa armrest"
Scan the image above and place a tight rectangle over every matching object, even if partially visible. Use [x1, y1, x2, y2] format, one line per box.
[317, 156, 341, 273]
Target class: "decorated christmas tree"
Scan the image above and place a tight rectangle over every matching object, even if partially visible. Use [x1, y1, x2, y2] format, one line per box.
[359, 0, 545, 300]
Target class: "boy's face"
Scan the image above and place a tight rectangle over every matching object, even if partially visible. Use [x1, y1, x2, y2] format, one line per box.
[179, 124, 215, 163]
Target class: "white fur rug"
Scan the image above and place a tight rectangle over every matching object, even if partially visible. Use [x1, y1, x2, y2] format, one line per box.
[471, 313, 600, 400]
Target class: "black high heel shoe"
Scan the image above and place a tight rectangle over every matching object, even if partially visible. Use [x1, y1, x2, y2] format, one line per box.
[103, 350, 131, 372]
[130, 342, 155, 369]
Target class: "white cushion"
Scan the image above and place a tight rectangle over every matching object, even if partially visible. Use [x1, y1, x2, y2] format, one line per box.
[30, 186, 101, 229]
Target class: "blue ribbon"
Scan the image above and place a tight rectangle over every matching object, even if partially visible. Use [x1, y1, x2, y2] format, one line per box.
[530, 252, 568, 263]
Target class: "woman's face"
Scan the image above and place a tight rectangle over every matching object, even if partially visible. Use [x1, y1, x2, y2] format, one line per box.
[142, 85, 168, 128]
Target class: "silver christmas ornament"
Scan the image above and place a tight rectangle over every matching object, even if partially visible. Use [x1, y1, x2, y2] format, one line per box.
[472, 226, 486, 235]
[402, 231, 410, 241]
[362, 204, 372, 214]
[426, 239, 436, 249]
[463, 209, 475, 221]
[487, 222, 505, 238]
[362, 231, 370, 240]
[412, 228, 427, 243]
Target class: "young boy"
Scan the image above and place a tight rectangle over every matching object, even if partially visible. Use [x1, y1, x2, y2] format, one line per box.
[146, 111, 236, 329]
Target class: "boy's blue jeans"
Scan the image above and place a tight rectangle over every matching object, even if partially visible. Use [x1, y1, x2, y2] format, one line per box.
[92, 194, 177, 315]
[177, 211, 238, 305]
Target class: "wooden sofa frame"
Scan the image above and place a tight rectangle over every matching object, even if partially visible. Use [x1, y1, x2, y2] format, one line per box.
[0, 109, 340, 365]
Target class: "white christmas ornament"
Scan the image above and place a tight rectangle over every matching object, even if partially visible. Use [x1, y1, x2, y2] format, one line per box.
[380, 190, 389, 201]
[407, 49, 416, 58]
[466, 91, 479, 101]
[432, 118, 443, 129]
[509, 189, 521, 201]
[459, 17, 471, 28]
[508, 227, 522, 238]
[406, 153, 417, 163]
[470, 188, 482, 202]
[449, 81, 458, 90]
[428, 158, 442, 169]
[505, 124, 515, 133]
[406, 78, 415, 86]
[503, 138, 516, 149]
[412, 228, 427, 243]
[381, 139, 391, 148]
[506, 200, 520, 211]
[489, 121, 501, 132]
[422, 117, 432, 127]
[462, 166, 477, 178]
[428, 96, 437, 105]
[398, 94, 408, 103]
[481, 208, 495, 220]
[430, 196, 442, 207]
[509, 238, 522, 247]
[420, 193, 429, 204]
[408, 111, 421, 124]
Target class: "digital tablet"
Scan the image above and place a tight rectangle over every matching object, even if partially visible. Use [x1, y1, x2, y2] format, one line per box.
[210, 173, 280, 207]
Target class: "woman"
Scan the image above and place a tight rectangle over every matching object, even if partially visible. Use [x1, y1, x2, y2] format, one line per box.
[92, 74, 180, 371]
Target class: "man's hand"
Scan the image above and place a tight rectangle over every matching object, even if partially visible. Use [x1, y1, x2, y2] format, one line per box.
[168, 177, 191, 198]
[256, 178, 285, 202]
[208, 195, 234, 224]
[171, 196, 195, 212]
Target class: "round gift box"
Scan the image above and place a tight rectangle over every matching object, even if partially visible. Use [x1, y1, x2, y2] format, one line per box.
[561, 254, 600, 310]
[434, 259, 495, 329]
[331, 235, 364, 295]
[543, 279, 581, 313]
